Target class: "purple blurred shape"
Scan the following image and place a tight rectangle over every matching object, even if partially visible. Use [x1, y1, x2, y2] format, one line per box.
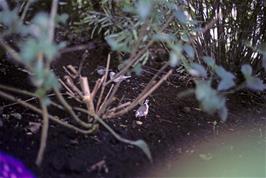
[0, 151, 35, 178]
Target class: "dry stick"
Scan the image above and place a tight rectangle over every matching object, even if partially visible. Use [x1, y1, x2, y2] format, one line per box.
[96, 54, 111, 111]
[0, 90, 97, 134]
[53, 87, 93, 128]
[98, 84, 114, 114]
[67, 65, 78, 77]
[106, 101, 131, 113]
[137, 70, 172, 103]
[80, 76, 95, 115]
[59, 44, 95, 54]
[0, 84, 71, 109]
[0, 84, 36, 97]
[48, 0, 58, 43]
[78, 50, 89, 76]
[58, 79, 76, 98]
[97, 81, 121, 116]
[63, 65, 77, 79]
[0, 37, 25, 65]
[120, 62, 169, 111]
[75, 108, 144, 148]
[141, 62, 169, 97]
[20, 0, 34, 21]
[104, 70, 173, 119]
[63, 75, 83, 97]
[1, 93, 60, 109]
[35, 100, 49, 166]
[91, 78, 104, 100]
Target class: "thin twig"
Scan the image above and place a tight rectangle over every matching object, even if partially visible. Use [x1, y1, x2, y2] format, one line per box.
[96, 54, 111, 111]
[0, 90, 97, 134]
[53, 87, 92, 128]
[106, 101, 131, 113]
[48, 0, 58, 43]
[1, 93, 59, 109]
[98, 84, 114, 114]
[91, 78, 104, 100]
[98, 82, 120, 116]
[0, 84, 36, 97]
[20, 0, 34, 21]
[59, 44, 96, 54]
[76, 108, 146, 149]
[80, 76, 95, 114]
[63, 75, 83, 97]
[59, 79, 76, 98]
[36, 99, 49, 166]
[0, 37, 24, 65]
[104, 70, 173, 118]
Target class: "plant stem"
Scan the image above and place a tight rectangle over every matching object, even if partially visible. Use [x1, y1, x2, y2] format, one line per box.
[53, 87, 93, 128]
[48, 0, 58, 43]
[0, 90, 97, 134]
[20, 0, 34, 21]
[35, 99, 49, 166]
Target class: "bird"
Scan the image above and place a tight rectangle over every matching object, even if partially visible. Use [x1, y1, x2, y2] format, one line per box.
[135, 99, 149, 118]
[109, 71, 131, 83]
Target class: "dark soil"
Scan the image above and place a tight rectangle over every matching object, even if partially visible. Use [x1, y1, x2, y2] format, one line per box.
[0, 43, 265, 178]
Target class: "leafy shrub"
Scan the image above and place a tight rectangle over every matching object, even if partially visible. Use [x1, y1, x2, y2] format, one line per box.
[75, 0, 266, 122]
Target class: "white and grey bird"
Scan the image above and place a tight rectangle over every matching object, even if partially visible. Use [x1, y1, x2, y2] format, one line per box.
[109, 71, 131, 83]
[135, 99, 149, 118]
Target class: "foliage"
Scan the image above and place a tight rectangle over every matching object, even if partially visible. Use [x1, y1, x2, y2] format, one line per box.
[0, 0, 153, 166]
[75, 0, 266, 122]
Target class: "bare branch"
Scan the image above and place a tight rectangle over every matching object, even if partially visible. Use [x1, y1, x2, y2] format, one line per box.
[36, 100, 49, 166]
[96, 54, 111, 111]
[48, 0, 58, 43]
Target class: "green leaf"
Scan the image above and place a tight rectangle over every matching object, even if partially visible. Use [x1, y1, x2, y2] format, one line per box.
[241, 64, 252, 77]
[56, 13, 69, 24]
[203, 56, 215, 66]
[218, 106, 228, 122]
[20, 39, 39, 64]
[136, 0, 152, 20]
[42, 96, 51, 106]
[105, 34, 130, 52]
[246, 77, 266, 91]
[152, 33, 175, 42]
[174, 6, 189, 24]
[218, 79, 235, 91]
[133, 63, 142, 76]
[32, 12, 49, 30]
[195, 81, 225, 114]
[171, 43, 182, 54]
[183, 44, 194, 59]
[215, 66, 235, 91]
[169, 51, 180, 67]
[190, 63, 207, 78]
[131, 140, 152, 162]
